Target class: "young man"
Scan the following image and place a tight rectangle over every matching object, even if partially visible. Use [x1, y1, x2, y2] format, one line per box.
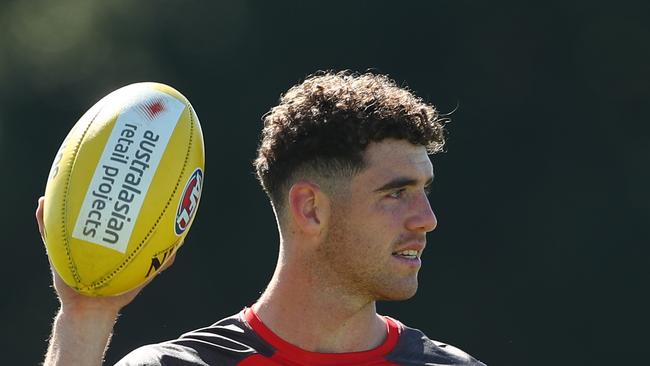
[38, 71, 486, 365]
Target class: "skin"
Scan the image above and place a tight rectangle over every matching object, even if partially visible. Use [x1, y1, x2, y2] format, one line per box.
[39, 138, 436, 364]
[253, 138, 437, 352]
[36, 197, 174, 366]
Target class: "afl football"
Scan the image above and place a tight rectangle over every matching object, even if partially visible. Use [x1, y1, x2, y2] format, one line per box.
[43, 82, 204, 296]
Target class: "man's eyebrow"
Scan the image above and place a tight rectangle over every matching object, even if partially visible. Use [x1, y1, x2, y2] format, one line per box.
[374, 176, 434, 192]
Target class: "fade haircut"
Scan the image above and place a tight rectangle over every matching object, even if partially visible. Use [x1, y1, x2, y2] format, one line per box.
[254, 71, 446, 210]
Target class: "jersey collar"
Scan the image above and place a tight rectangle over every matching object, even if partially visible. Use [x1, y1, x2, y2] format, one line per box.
[242, 307, 401, 365]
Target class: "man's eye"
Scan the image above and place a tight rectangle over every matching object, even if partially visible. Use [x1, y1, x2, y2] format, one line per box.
[424, 185, 432, 196]
[389, 188, 406, 199]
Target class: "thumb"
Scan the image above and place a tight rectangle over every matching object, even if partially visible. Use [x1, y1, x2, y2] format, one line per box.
[36, 196, 46, 242]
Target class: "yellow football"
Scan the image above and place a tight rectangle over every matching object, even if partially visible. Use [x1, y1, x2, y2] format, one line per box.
[43, 82, 204, 296]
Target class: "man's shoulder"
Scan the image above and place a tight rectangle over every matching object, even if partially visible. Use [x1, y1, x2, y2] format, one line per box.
[115, 311, 272, 366]
[386, 318, 486, 366]
[114, 311, 487, 366]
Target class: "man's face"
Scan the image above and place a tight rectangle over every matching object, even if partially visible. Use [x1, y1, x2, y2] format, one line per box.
[318, 139, 437, 301]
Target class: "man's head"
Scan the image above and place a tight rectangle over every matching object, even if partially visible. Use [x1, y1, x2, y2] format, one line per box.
[255, 71, 445, 213]
[254, 71, 446, 301]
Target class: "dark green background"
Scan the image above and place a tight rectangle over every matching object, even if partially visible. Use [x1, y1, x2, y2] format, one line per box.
[1, 1, 648, 365]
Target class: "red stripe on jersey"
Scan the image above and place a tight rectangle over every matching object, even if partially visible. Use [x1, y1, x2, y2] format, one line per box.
[238, 354, 283, 366]
[243, 308, 400, 366]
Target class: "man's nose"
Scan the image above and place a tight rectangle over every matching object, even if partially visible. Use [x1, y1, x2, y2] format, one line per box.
[406, 195, 437, 233]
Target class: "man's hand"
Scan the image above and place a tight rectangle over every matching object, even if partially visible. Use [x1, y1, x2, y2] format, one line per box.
[37, 196, 175, 366]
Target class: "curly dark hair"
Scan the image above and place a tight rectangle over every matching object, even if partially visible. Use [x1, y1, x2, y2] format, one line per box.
[254, 71, 447, 208]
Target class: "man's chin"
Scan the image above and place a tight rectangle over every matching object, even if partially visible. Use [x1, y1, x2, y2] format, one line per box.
[375, 281, 418, 301]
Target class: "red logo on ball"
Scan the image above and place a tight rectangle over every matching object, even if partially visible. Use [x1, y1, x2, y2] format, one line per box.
[140, 98, 166, 120]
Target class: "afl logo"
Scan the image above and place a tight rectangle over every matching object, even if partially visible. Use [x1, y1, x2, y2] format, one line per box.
[175, 168, 203, 236]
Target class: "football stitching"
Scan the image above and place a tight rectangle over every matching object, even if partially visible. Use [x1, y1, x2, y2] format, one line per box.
[89, 102, 196, 291]
[62, 104, 105, 288]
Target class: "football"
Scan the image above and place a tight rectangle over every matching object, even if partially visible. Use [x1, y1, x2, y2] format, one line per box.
[43, 82, 205, 296]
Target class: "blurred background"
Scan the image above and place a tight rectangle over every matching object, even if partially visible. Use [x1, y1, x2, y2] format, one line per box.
[1, 0, 648, 365]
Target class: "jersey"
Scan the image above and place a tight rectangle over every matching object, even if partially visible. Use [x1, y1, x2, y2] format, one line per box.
[116, 308, 485, 366]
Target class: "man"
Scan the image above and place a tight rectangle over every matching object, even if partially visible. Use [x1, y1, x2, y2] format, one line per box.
[38, 71, 486, 365]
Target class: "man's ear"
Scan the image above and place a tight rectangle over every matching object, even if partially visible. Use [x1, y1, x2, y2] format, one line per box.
[288, 181, 330, 236]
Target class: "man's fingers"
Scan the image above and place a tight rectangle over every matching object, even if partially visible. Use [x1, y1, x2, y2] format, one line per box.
[159, 240, 183, 273]
[161, 253, 177, 272]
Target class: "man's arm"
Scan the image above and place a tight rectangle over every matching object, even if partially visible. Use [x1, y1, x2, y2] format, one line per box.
[37, 197, 173, 366]
[44, 300, 120, 366]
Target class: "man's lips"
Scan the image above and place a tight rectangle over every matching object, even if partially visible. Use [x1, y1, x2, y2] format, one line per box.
[391, 241, 426, 258]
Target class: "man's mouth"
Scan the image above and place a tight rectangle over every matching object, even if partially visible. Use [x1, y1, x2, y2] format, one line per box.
[392, 249, 420, 259]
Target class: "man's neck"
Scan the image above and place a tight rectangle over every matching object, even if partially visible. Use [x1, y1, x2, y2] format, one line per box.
[251, 260, 387, 353]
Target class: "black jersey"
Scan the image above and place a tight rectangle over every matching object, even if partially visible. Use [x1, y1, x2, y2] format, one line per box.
[116, 308, 485, 366]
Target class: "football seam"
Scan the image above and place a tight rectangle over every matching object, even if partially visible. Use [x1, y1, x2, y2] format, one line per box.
[62, 104, 106, 287]
[88, 101, 196, 291]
